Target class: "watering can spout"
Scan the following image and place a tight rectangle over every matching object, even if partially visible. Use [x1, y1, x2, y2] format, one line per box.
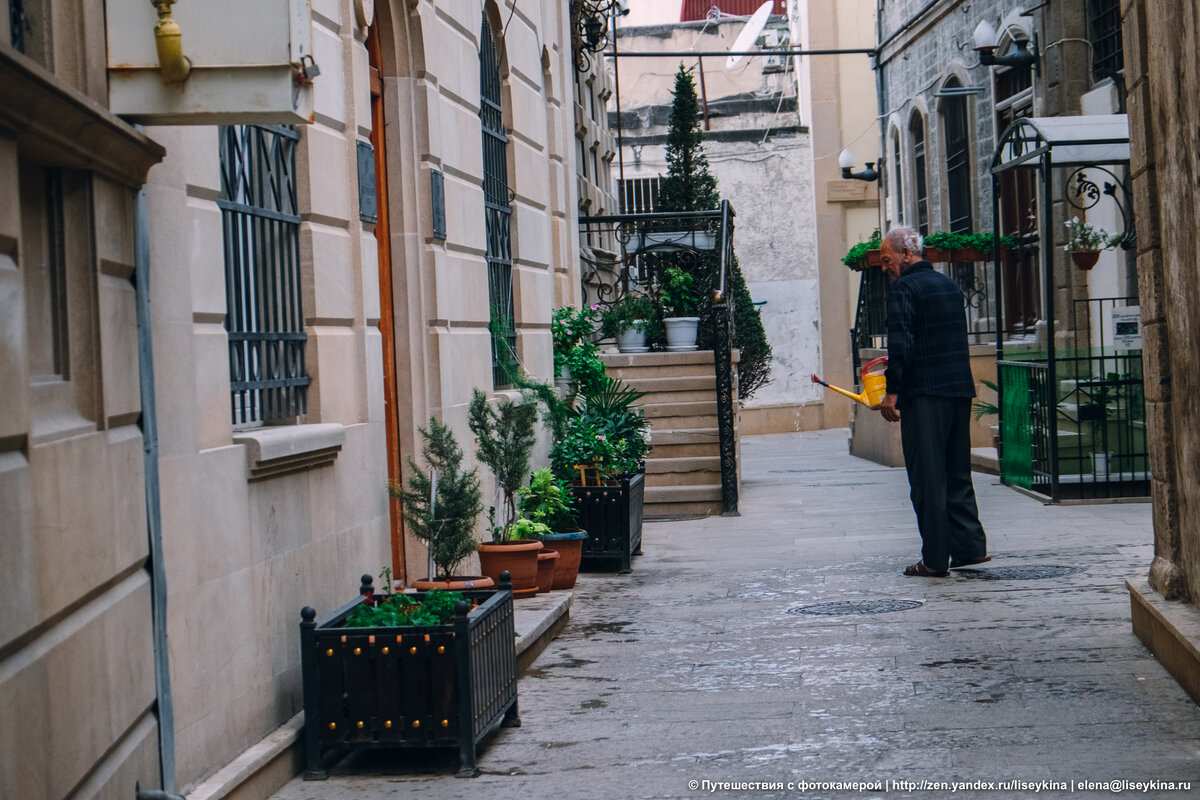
[811, 356, 888, 410]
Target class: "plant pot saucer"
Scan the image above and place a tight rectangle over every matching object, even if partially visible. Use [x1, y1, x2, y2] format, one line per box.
[411, 575, 495, 591]
[665, 344, 699, 352]
[618, 346, 651, 353]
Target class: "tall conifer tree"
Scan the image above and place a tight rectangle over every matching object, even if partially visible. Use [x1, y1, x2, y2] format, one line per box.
[656, 65, 773, 399]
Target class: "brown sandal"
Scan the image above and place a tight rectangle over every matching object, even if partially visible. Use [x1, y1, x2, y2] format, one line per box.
[903, 560, 950, 578]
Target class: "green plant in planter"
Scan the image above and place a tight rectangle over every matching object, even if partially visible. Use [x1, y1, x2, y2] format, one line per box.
[551, 305, 606, 396]
[389, 417, 482, 580]
[518, 467, 578, 533]
[345, 578, 466, 628]
[842, 230, 882, 270]
[923, 231, 1017, 254]
[468, 389, 538, 541]
[600, 293, 662, 341]
[658, 265, 701, 318]
[551, 377, 650, 483]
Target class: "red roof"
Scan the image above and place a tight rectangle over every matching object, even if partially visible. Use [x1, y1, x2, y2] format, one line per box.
[679, 0, 785, 22]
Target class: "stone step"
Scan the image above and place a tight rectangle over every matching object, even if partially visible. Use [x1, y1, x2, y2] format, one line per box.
[644, 499, 725, 519]
[637, 389, 721, 405]
[645, 455, 721, 474]
[644, 483, 723, 504]
[625, 375, 716, 395]
[647, 413, 720, 431]
[640, 400, 717, 419]
[647, 441, 722, 459]
[648, 427, 720, 446]
[644, 467, 723, 487]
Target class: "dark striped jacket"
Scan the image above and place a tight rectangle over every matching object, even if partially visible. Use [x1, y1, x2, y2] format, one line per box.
[884, 261, 976, 407]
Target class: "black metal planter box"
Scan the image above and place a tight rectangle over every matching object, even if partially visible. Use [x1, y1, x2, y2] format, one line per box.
[299, 574, 518, 779]
[572, 470, 644, 573]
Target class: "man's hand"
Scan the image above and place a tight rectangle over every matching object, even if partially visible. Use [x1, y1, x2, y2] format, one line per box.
[880, 393, 900, 422]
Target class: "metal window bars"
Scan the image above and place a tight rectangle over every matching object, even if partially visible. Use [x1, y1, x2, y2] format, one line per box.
[219, 125, 309, 425]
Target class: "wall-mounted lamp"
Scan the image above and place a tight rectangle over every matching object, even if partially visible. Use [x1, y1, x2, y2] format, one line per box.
[973, 20, 1040, 76]
[839, 148, 878, 182]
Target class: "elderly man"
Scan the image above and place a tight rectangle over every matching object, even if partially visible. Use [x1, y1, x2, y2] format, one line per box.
[878, 226, 990, 578]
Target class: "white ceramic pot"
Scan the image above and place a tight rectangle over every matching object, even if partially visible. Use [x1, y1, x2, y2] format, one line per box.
[663, 316, 700, 350]
[615, 322, 649, 353]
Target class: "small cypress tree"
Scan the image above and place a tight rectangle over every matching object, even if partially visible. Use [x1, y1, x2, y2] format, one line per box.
[467, 388, 539, 539]
[659, 65, 719, 213]
[656, 65, 772, 399]
[391, 418, 482, 580]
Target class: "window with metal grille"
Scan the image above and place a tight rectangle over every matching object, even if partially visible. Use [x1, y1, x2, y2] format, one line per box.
[891, 130, 904, 226]
[910, 113, 929, 236]
[219, 124, 309, 426]
[480, 16, 515, 388]
[1088, 0, 1123, 82]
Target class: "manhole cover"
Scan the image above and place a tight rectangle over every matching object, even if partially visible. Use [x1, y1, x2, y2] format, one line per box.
[954, 565, 1083, 581]
[787, 599, 923, 617]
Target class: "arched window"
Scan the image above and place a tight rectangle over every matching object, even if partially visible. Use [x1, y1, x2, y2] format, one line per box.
[941, 78, 972, 234]
[480, 16, 515, 386]
[909, 113, 929, 236]
[891, 129, 904, 226]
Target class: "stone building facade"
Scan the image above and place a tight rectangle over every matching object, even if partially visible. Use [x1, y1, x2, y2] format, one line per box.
[1, 1, 596, 799]
[1122, 0, 1200, 703]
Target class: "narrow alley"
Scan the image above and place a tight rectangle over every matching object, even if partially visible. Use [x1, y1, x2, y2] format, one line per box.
[268, 430, 1200, 799]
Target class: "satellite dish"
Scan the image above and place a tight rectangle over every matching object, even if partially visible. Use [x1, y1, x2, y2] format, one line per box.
[726, 1, 775, 70]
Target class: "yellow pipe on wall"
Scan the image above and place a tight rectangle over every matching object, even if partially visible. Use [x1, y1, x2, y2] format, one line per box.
[152, 0, 192, 84]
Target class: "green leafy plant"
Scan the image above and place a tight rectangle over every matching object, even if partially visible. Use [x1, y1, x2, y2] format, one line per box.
[923, 231, 1016, 253]
[658, 265, 701, 318]
[1063, 217, 1116, 252]
[346, 584, 467, 628]
[842, 230, 882, 270]
[468, 389, 539, 541]
[972, 378, 1000, 421]
[551, 306, 606, 396]
[518, 467, 578, 532]
[600, 293, 661, 341]
[551, 376, 650, 483]
[390, 417, 482, 580]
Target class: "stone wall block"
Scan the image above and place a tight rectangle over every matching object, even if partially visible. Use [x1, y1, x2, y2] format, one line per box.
[1144, 398, 1175, 479]
[98, 275, 141, 425]
[0, 259, 29, 441]
[1129, 166, 1160, 252]
[186, 198, 227, 319]
[310, 326, 365, 424]
[0, 452, 33, 649]
[313, 23, 348, 126]
[297, 125, 351, 226]
[1135, 248, 1165, 324]
[302, 222, 356, 323]
[1139, 319, 1171, 404]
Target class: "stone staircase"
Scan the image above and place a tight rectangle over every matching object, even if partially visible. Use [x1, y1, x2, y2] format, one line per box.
[601, 350, 738, 519]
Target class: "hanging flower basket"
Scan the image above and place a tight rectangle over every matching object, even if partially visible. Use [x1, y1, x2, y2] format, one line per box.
[1071, 250, 1101, 270]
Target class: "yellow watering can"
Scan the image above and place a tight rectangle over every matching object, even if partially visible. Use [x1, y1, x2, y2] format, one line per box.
[811, 356, 889, 410]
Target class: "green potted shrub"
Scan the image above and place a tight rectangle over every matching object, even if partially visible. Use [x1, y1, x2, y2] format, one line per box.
[389, 417, 492, 590]
[551, 376, 650, 572]
[551, 306, 605, 401]
[518, 467, 588, 589]
[467, 388, 543, 597]
[658, 265, 702, 350]
[600, 293, 659, 353]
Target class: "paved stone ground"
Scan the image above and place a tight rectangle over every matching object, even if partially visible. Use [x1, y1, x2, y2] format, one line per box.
[269, 430, 1200, 800]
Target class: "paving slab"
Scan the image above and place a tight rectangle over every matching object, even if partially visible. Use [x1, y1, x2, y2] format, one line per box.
[266, 430, 1200, 799]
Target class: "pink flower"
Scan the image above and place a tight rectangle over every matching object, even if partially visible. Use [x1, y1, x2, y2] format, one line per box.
[597, 434, 606, 440]
[590, 304, 599, 311]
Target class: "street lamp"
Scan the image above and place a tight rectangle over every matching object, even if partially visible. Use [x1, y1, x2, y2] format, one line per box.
[839, 148, 878, 182]
[972, 19, 1040, 76]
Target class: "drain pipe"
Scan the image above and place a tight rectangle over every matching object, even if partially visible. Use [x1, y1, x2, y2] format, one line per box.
[134, 180, 178, 794]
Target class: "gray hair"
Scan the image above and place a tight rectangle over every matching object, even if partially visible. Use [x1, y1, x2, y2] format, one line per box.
[884, 226, 923, 255]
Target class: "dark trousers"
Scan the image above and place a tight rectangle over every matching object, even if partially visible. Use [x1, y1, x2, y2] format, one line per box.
[900, 395, 987, 572]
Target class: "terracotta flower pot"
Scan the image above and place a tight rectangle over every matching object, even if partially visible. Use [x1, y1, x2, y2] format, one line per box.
[477, 539, 543, 599]
[866, 249, 883, 267]
[1071, 250, 1101, 270]
[411, 575, 495, 591]
[540, 530, 588, 589]
[536, 550, 559, 593]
